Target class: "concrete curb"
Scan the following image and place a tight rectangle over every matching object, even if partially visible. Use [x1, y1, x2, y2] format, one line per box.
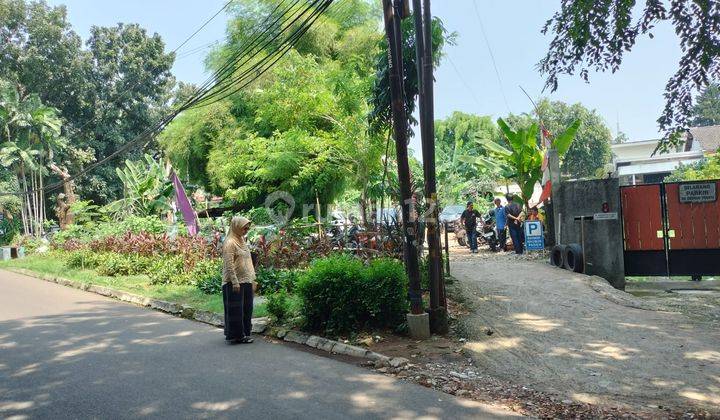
[7, 268, 405, 366]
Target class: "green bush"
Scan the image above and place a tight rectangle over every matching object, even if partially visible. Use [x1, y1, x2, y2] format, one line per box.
[64, 250, 104, 270]
[193, 259, 223, 294]
[94, 216, 168, 239]
[147, 256, 190, 285]
[255, 267, 301, 295]
[96, 253, 153, 277]
[53, 224, 90, 245]
[296, 255, 366, 334]
[361, 258, 408, 328]
[266, 290, 290, 321]
[296, 255, 410, 335]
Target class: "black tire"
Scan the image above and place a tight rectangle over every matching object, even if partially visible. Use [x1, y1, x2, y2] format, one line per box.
[563, 243, 584, 273]
[550, 245, 564, 267]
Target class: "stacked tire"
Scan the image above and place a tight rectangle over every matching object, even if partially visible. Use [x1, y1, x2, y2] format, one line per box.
[550, 243, 584, 273]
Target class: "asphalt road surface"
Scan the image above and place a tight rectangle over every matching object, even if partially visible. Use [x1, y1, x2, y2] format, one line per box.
[0, 269, 518, 419]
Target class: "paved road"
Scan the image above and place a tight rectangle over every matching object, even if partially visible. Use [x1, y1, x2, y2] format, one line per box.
[0, 270, 517, 419]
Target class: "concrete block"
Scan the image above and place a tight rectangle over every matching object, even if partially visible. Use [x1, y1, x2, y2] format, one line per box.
[284, 330, 309, 345]
[251, 317, 270, 334]
[333, 343, 369, 358]
[194, 310, 224, 327]
[407, 313, 430, 340]
[305, 335, 322, 348]
[316, 339, 336, 353]
[149, 299, 182, 314]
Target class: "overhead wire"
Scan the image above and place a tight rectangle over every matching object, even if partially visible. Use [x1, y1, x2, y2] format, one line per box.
[1, 0, 336, 197]
[192, 0, 334, 108]
[472, 0, 511, 113]
[446, 54, 484, 109]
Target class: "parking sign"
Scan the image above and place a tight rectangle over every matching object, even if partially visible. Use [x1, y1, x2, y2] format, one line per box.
[524, 221, 544, 251]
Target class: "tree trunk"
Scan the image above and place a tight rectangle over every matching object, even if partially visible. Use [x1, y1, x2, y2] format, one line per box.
[31, 171, 39, 237]
[20, 165, 33, 236]
[39, 171, 46, 235]
[17, 173, 29, 236]
[359, 188, 368, 227]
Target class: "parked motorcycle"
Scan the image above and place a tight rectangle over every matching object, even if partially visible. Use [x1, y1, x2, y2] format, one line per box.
[454, 212, 500, 251]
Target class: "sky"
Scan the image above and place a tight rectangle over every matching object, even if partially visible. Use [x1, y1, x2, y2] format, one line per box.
[49, 0, 682, 154]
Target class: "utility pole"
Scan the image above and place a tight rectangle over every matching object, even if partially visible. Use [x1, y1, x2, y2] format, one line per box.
[382, 0, 429, 339]
[412, 0, 447, 334]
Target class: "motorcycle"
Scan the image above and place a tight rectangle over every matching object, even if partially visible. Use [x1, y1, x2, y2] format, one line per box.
[454, 212, 500, 251]
[479, 213, 499, 251]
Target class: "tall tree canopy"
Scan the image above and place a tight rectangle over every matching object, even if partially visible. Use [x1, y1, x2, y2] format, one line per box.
[434, 112, 500, 206]
[160, 0, 383, 214]
[691, 83, 720, 127]
[539, 0, 720, 150]
[0, 0, 176, 203]
[505, 99, 613, 179]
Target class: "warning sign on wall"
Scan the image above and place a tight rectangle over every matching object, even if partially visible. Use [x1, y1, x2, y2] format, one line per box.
[678, 182, 717, 203]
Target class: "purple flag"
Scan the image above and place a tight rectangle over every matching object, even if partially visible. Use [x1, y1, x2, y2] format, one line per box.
[171, 170, 199, 236]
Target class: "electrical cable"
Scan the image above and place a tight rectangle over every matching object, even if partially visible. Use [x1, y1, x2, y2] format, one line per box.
[472, 0, 511, 113]
[1, 0, 336, 197]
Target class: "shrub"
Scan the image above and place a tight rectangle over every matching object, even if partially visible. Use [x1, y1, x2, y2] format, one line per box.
[96, 253, 153, 277]
[147, 256, 190, 285]
[54, 224, 90, 246]
[255, 267, 301, 295]
[296, 255, 366, 334]
[193, 259, 223, 294]
[266, 290, 290, 321]
[64, 250, 104, 270]
[361, 258, 408, 328]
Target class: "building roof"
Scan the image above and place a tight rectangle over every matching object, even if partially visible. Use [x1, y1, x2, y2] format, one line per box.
[687, 125, 720, 153]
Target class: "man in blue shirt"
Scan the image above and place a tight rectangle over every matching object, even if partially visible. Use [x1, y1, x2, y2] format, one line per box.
[493, 198, 507, 252]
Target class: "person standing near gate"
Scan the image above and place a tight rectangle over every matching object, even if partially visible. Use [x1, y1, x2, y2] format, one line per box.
[505, 194, 524, 255]
[493, 198, 507, 252]
[461, 201, 481, 254]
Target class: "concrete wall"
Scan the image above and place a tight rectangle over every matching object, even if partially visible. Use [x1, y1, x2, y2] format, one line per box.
[556, 178, 625, 290]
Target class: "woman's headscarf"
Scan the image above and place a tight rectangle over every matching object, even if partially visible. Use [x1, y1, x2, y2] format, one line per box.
[225, 216, 251, 247]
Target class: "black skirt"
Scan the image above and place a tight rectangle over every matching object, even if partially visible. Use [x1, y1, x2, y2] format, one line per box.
[222, 283, 254, 340]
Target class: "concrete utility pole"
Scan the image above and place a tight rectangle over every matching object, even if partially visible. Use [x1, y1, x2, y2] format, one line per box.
[382, 0, 429, 339]
[411, 0, 447, 334]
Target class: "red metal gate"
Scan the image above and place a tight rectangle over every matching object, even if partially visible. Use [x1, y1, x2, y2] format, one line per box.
[621, 180, 720, 277]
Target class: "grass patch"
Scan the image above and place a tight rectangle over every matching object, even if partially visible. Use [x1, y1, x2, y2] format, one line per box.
[0, 254, 267, 317]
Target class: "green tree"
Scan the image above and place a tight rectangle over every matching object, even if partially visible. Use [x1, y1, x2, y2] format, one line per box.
[368, 13, 455, 136]
[104, 154, 173, 219]
[434, 111, 500, 206]
[0, 1, 176, 204]
[462, 118, 580, 210]
[539, 0, 720, 150]
[0, 79, 64, 237]
[665, 152, 720, 182]
[161, 0, 382, 218]
[691, 83, 720, 127]
[505, 99, 612, 179]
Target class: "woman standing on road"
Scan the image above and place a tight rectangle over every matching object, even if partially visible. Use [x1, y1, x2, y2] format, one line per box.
[222, 216, 256, 344]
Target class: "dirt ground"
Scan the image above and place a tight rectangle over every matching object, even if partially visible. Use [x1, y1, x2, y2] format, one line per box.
[448, 247, 720, 414]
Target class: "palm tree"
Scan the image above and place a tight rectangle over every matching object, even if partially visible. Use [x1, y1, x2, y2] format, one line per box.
[0, 80, 65, 237]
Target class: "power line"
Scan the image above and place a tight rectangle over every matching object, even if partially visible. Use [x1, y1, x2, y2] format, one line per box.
[472, 0, 510, 113]
[1, 0, 336, 197]
[172, 0, 234, 53]
[446, 53, 483, 109]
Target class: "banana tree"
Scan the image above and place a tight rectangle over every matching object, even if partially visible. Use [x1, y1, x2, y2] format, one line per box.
[460, 118, 580, 210]
[105, 154, 174, 219]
